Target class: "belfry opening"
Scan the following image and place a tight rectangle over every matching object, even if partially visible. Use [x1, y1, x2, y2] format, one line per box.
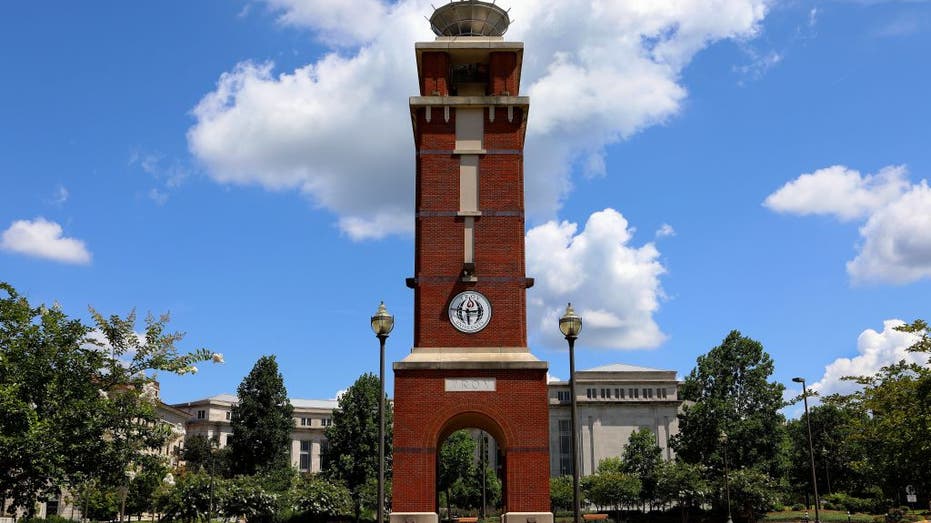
[391, 3, 553, 523]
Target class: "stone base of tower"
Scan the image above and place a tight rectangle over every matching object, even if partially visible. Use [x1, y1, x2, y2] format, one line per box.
[503, 512, 554, 523]
[391, 350, 551, 515]
[389, 513, 438, 523]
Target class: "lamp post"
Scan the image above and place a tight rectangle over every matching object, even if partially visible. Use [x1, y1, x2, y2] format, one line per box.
[793, 377, 820, 523]
[371, 302, 395, 523]
[559, 303, 583, 523]
[719, 431, 733, 523]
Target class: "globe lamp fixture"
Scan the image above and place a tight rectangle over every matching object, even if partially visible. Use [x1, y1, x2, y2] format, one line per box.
[371, 301, 395, 337]
[559, 303, 582, 339]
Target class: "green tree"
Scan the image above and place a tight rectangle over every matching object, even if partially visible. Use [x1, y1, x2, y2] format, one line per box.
[229, 355, 295, 476]
[672, 330, 786, 477]
[826, 320, 931, 505]
[655, 460, 708, 523]
[124, 454, 170, 520]
[438, 430, 476, 517]
[222, 475, 278, 523]
[156, 470, 217, 522]
[462, 462, 501, 511]
[0, 282, 216, 516]
[621, 427, 663, 508]
[727, 468, 779, 523]
[182, 434, 231, 478]
[785, 402, 869, 499]
[550, 476, 574, 514]
[292, 475, 354, 523]
[323, 372, 392, 521]
[583, 458, 641, 521]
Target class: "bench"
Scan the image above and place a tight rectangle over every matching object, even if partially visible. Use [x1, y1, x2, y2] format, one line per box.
[456, 518, 479, 523]
[582, 515, 608, 521]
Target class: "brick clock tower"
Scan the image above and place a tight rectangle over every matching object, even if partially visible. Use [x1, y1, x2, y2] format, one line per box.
[391, 3, 552, 523]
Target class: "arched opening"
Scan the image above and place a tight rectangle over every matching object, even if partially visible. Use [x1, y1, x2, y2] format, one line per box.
[435, 412, 508, 522]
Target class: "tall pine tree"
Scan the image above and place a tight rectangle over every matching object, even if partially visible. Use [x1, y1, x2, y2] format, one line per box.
[229, 355, 294, 475]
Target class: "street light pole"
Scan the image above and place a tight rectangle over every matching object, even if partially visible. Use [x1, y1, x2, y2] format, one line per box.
[372, 302, 395, 523]
[719, 432, 733, 523]
[793, 377, 821, 523]
[560, 304, 583, 523]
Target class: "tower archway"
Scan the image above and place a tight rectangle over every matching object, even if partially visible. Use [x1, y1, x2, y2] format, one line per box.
[435, 413, 507, 518]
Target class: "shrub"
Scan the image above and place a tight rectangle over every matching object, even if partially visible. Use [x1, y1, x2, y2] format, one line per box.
[156, 470, 219, 521]
[291, 475, 353, 523]
[224, 476, 279, 523]
[824, 493, 876, 514]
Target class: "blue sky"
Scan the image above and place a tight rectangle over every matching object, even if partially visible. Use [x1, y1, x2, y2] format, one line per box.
[1, 0, 929, 408]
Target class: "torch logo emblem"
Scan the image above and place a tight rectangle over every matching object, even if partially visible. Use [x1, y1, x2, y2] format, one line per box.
[448, 291, 492, 333]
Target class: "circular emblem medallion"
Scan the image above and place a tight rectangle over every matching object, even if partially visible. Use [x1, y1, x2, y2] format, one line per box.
[448, 291, 492, 333]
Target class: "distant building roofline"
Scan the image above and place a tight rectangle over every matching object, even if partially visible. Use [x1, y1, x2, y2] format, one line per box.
[171, 394, 339, 410]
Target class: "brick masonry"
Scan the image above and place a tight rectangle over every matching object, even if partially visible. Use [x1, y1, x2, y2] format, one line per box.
[393, 44, 549, 516]
[392, 369, 551, 513]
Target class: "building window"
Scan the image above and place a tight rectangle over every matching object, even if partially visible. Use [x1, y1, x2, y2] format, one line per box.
[586, 388, 595, 399]
[196, 410, 206, 420]
[300, 417, 309, 427]
[643, 388, 653, 399]
[299, 441, 311, 472]
[558, 419, 573, 476]
[630, 388, 639, 399]
[557, 390, 571, 402]
[617, 388, 625, 399]
[225, 411, 231, 420]
[320, 441, 330, 471]
[322, 418, 332, 427]
[658, 388, 667, 399]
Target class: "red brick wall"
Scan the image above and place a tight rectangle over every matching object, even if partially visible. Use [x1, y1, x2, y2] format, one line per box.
[392, 369, 551, 513]
[421, 52, 450, 96]
[489, 52, 518, 95]
[411, 105, 529, 348]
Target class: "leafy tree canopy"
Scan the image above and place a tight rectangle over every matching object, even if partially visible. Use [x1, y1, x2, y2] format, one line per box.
[584, 458, 641, 519]
[824, 319, 931, 501]
[0, 282, 216, 516]
[621, 427, 663, 504]
[229, 355, 294, 476]
[672, 330, 786, 476]
[323, 372, 392, 520]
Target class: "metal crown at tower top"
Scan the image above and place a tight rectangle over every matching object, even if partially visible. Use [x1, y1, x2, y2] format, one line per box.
[429, 0, 510, 37]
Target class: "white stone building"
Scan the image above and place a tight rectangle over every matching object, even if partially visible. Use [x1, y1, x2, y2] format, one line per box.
[547, 364, 682, 476]
[171, 394, 337, 473]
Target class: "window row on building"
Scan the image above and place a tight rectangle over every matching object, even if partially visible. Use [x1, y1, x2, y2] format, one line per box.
[582, 386, 670, 400]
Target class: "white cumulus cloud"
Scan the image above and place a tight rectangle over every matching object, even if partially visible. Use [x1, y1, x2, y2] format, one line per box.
[764, 164, 909, 221]
[765, 165, 931, 284]
[811, 319, 926, 398]
[526, 209, 667, 350]
[847, 181, 931, 284]
[189, 0, 768, 240]
[1, 218, 91, 265]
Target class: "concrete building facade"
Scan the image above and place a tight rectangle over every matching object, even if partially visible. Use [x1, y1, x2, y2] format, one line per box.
[547, 364, 681, 477]
[171, 394, 338, 473]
